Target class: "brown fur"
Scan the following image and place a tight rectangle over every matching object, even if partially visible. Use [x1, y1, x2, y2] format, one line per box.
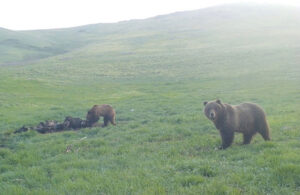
[86, 104, 116, 127]
[203, 99, 270, 149]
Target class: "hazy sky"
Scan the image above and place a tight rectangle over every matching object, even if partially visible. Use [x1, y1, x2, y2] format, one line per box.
[0, 0, 299, 30]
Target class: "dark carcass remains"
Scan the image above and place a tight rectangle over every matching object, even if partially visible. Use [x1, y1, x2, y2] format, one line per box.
[14, 116, 88, 134]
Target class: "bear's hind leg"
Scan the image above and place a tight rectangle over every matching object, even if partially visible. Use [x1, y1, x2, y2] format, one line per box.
[258, 122, 270, 141]
[102, 117, 109, 127]
[243, 133, 254, 144]
[110, 116, 116, 126]
[220, 129, 234, 149]
[259, 128, 270, 141]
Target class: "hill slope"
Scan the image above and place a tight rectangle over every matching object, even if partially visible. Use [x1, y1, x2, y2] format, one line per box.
[0, 4, 299, 194]
[1, 4, 300, 66]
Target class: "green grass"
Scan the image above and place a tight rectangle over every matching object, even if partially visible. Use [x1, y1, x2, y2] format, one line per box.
[0, 4, 300, 195]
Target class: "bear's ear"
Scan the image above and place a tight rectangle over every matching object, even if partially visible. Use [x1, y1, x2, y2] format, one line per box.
[203, 101, 208, 106]
[216, 99, 221, 104]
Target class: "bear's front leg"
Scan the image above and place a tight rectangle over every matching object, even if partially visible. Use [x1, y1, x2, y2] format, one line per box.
[219, 129, 234, 149]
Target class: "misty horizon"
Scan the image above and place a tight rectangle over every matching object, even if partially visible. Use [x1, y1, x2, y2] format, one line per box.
[1, 1, 300, 31]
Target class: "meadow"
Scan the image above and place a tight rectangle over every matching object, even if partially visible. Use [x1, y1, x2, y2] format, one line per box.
[0, 4, 300, 194]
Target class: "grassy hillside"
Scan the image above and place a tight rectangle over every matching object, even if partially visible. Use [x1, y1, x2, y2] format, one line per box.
[1, 4, 300, 66]
[0, 4, 300, 194]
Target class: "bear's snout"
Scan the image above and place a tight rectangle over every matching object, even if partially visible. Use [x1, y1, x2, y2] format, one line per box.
[210, 111, 216, 120]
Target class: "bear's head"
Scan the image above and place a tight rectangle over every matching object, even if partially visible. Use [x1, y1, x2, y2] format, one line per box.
[203, 99, 224, 122]
[86, 106, 100, 125]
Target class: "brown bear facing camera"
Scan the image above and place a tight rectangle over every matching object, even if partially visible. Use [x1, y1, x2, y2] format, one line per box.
[86, 104, 116, 127]
[203, 99, 270, 149]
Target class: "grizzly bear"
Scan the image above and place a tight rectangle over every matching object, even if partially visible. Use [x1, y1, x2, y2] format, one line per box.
[86, 104, 116, 127]
[203, 99, 270, 149]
